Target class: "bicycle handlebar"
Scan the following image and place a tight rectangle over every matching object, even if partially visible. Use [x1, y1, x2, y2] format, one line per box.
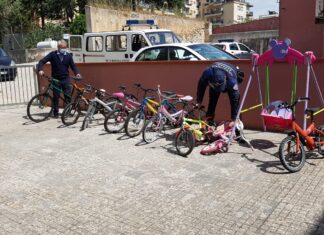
[282, 97, 310, 109]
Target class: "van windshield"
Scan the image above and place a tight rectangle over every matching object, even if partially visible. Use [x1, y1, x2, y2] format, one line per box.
[145, 32, 181, 45]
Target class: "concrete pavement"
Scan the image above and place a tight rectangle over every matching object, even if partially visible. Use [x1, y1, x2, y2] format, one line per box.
[0, 105, 324, 235]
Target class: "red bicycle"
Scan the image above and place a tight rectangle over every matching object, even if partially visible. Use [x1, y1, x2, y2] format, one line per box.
[278, 98, 324, 172]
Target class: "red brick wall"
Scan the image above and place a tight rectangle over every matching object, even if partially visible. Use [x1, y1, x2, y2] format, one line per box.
[280, 0, 324, 57]
[212, 17, 279, 34]
[42, 60, 324, 130]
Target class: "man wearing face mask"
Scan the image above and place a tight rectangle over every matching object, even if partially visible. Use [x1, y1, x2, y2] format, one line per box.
[37, 39, 81, 118]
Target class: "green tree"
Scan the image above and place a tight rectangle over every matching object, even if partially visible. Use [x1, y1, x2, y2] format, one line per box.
[69, 14, 86, 35]
[24, 23, 66, 49]
[0, 0, 33, 43]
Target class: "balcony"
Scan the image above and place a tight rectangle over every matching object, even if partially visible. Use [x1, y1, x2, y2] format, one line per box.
[204, 11, 223, 17]
[247, 11, 253, 17]
[205, 0, 224, 6]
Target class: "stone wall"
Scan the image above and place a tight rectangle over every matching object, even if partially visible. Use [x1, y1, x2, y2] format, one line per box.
[7, 48, 55, 64]
[210, 30, 279, 54]
[85, 6, 207, 43]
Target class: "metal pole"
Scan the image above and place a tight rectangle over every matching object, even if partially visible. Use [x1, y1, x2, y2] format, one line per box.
[255, 66, 266, 131]
[303, 57, 310, 130]
[229, 64, 256, 145]
[310, 65, 324, 107]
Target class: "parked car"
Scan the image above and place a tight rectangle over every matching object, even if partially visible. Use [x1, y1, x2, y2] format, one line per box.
[0, 48, 17, 81]
[131, 43, 237, 61]
[210, 42, 255, 59]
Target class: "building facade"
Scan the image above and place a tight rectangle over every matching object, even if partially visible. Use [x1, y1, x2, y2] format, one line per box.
[185, 0, 199, 18]
[198, 0, 253, 26]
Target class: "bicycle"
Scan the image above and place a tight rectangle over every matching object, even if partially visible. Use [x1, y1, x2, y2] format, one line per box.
[103, 86, 140, 133]
[175, 106, 211, 157]
[200, 120, 252, 155]
[61, 81, 93, 126]
[80, 86, 120, 131]
[278, 97, 324, 172]
[142, 85, 193, 143]
[27, 75, 82, 123]
[124, 84, 160, 137]
[124, 84, 181, 137]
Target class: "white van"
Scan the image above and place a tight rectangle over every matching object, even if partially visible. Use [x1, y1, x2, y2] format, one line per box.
[68, 20, 181, 62]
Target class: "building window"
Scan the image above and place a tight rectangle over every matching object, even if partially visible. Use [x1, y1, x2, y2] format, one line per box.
[106, 35, 127, 52]
[237, 5, 243, 11]
[237, 15, 243, 21]
[86, 36, 103, 52]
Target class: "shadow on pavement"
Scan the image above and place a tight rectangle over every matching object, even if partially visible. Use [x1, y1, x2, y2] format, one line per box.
[308, 212, 324, 235]
[241, 153, 289, 174]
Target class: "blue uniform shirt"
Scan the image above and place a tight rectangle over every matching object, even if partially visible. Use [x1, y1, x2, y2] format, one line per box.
[196, 62, 240, 103]
[37, 50, 79, 82]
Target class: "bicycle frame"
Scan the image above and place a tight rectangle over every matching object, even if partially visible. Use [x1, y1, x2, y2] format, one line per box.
[85, 96, 117, 119]
[283, 98, 324, 153]
[138, 97, 159, 115]
[180, 117, 210, 141]
[291, 121, 324, 151]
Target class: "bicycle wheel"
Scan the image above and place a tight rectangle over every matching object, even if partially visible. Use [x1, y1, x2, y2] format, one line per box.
[80, 113, 91, 131]
[175, 129, 195, 157]
[142, 115, 163, 143]
[316, 126, 324, 155]
[27, 93, 53, 123]
[104, 109, 128, 133]
[61, 101, 82, 126]
[125, 109, 146, 137]
[80, 104, 95, 131]
[279, 135, 306, 172]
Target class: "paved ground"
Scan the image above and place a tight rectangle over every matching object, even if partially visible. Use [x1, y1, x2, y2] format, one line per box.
[1, 105, 324, 235]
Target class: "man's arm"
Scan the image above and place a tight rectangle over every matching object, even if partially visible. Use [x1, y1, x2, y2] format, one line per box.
[69, 55, 80, 76]
[196, 68, 211, 104]
[37, 52, 53, 74]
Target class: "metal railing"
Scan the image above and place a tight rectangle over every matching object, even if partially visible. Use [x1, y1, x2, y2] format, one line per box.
[0, 64, 38, 106]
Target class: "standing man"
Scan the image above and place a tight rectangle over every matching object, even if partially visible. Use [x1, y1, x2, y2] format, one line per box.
[37, 39, 81, 118]
[196, 62, 244, 124]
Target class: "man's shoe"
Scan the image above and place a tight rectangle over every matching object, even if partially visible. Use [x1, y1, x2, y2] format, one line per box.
[53, 113, 59, 119]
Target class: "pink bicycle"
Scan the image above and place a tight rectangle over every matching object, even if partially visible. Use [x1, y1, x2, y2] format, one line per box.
[200, 120, 253, 155]
[103, 86, 140, 133]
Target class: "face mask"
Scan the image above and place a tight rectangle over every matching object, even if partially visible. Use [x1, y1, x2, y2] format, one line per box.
[59, 48, 67, 54]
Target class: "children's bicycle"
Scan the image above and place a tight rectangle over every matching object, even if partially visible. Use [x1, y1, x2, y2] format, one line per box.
[26, 75, 82, 123]
[200, 120, 252, 155]
[278, 97, 324, 172]
[175, 106, 210, 156]
[142, 85, 193, 143]
[103, 86, 140, 133]
[80, 86, 120, 131]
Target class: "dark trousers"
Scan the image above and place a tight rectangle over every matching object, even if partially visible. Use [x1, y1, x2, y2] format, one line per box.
[206, 86, 240, 121]
[52, 81, 72, 115]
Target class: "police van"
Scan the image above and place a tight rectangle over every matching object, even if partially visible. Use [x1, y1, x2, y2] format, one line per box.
[68, 20, 181, 62]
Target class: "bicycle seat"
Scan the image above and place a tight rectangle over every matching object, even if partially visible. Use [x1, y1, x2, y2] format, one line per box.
[305, 107, 320, 114]
[179, 95, 193, 102]
[112, 92, 125, 98]
[162, 91, 175, 97]
[72, 76, 82, 81]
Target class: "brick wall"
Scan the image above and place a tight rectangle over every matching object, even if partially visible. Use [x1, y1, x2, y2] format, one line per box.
[212, 17, 279, 34]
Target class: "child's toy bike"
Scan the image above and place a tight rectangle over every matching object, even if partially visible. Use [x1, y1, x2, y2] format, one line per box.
[200, 120, 253, 155]
[278, 97, 324, 172]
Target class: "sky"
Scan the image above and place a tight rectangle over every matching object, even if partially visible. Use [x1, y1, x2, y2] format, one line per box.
[249, 0, 280, 18]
